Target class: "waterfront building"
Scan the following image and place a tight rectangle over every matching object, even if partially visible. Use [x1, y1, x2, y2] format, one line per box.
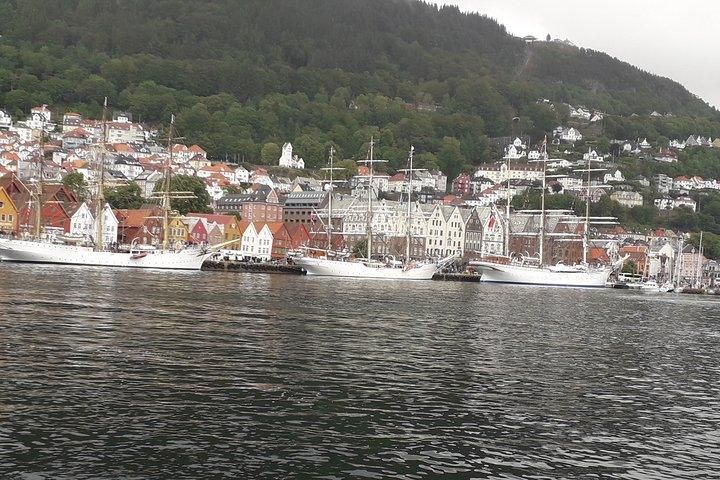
[267, 222, 293, 260]
[281, 191, 327, 226]
[216, 186, 282, 222]
[187, 213, 242, 250]
[425, 204, 465, 258]
[0, 185, 18, 233]
[115, 208, 162, 246]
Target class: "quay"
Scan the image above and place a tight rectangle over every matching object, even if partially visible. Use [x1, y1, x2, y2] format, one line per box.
[202, 260, 305, 274]
[432, 272, 481, 282]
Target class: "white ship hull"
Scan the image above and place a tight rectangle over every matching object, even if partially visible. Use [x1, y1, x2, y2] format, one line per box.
[293, 256, 438, 280]
[0, 238, 212, 270]
[471, 260, 611, 288]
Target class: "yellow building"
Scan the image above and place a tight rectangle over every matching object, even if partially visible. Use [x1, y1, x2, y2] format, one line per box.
[168, 217, 190, 246]
[0, 187, 19, 234]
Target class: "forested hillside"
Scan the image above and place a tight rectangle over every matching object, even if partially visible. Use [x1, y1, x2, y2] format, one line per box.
[0, 0, 719, 181]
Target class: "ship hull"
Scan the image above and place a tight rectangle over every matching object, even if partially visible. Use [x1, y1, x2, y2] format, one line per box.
[0, 238, 211, 270]
[471, 260, 611, 288]
[293, 256, 438, 280]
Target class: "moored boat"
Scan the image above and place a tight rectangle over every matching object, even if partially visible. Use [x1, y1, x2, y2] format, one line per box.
[471, 257, 612, 288]
[471, 138, 623, 288]
[293, 141, 454, 280]
[0, 237, 212, 270]
[0, 107, 221, 271]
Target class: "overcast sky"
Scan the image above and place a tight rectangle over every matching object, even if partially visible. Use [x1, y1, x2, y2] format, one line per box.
[440, 0, 720, 110]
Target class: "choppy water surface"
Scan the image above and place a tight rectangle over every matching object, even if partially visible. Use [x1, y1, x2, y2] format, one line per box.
[1, 263, 720, 479]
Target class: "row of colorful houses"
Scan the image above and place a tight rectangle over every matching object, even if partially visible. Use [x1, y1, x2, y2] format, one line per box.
[0, 177, 343, 261]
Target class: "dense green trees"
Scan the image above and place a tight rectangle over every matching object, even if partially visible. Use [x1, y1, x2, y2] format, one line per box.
[3, 0, 720, 242]
[104, 182, 144, 209]
[153, 175, 213, 215]
[0, 0, 717, 173]
[62, 173, 88, 202]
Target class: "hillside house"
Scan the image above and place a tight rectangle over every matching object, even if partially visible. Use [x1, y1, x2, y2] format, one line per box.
[559, 127, 583, 143]
[0, 109, 12, 129]
[610, 190, 643, 208]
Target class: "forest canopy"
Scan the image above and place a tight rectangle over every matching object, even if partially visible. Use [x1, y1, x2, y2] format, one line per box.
[0, 0, 719, 183]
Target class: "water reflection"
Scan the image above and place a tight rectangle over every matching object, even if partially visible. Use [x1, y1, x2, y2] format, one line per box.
[1, 264, 719, 478]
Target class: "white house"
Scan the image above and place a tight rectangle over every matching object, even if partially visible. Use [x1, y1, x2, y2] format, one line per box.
[503, 138, 527, 160]
[610, 190, 643, 208]
[673, 176, 693, 191]
[654, 174, 673, 194]
[27, 105, 52, 131]
[559, 127, 583, 143]
[425, 205, 465, 258]
[603, 168, 625, 183]
[95, 203, 119, 245]
[197, 163, 237, 183]
[239, 222, 259, 260]
[559, 175, 584, 190]
[278, 142, 305, 169]
[69, 203, 95, 239]
[655, 149, 679, 162]
[107, 122, 145, 144]
[570, 106, 591, 120]
[69, 202, 118, 245]
[473, 184, 506, 206]
[654, 195, 674, 210]
[113, 156, 143, 180]
[583, 148, 603, 161]
[8, 123, 34, 142]
[673, 196, 697, 211]
[206, 182, 226, 202]
[250, 168, 275, 188]
[545, 158, 572, 171]
[235, 165, 250, 183]
[479, 206, 504, 257]
[0, 109, 12, 129]
[255, 223, 274, 261]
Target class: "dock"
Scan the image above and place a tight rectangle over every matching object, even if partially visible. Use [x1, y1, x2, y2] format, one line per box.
[202, 260, 305, 274]
[432, 272, 481, 282]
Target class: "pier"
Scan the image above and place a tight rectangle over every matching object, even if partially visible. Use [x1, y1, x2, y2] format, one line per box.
[202, 260, 305, 274]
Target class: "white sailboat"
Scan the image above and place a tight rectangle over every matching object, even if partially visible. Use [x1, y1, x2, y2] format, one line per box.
[293, 141, 454, 279]
[0, 107, 218, 270]
[470, 138, 618, 288]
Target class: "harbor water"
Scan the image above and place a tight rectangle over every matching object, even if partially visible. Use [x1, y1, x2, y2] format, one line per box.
[1, 263, 719, 479]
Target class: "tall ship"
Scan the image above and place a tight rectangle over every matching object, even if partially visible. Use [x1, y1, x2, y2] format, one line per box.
[0, 106, 216, 270]
[470, 139, 623, 288]
[292, 141, 454, 280]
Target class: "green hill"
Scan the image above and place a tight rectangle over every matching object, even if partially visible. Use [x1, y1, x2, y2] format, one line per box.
[0, 0, 718, 177]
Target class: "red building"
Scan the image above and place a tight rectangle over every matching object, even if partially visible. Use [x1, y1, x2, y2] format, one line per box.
[452, 173, 471, 195]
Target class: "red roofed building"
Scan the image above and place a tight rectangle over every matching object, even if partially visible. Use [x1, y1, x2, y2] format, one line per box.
[619, 244, 650, 278]
[267, 222, 292, 260]
[115, 208, 162, 246]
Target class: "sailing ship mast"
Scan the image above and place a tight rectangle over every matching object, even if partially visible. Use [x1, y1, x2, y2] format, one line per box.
[320, 145, 343, 251]
[583, 153, 591, 264]
[162, 116, 174, 250]
[538, 137, 547, 265]
[504, 153, 511, 257]
[696, 231, 704, 288]
[367, 138, 374, 260]
[357, 137, 385, 260]
[33, 117, 46, 238]
[147, 114, 195, 250]
[95, 97, 109, 251]
[405, 146, 414, 263]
